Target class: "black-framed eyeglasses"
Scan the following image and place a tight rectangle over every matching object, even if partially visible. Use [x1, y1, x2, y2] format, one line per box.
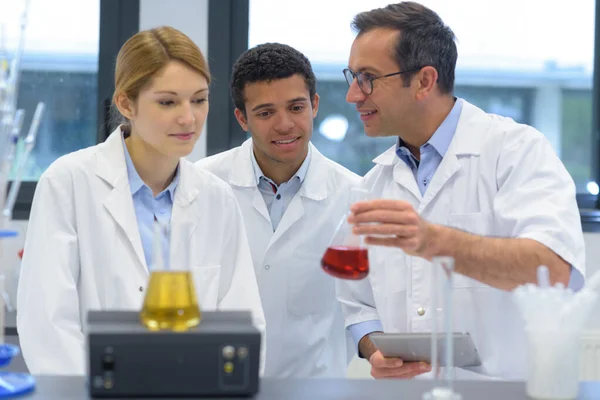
[343, 67, 423, 95]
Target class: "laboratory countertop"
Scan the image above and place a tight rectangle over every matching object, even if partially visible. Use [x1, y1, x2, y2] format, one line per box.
[6, 313, 600, 399]
[15, 377, 600, 399]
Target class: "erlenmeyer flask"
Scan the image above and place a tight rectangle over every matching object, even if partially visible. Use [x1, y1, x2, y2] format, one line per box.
[140, 221, 201, 331]
[321, 187, 370, 280]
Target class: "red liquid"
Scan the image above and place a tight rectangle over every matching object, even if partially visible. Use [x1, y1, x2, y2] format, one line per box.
[321, 246, 369, 280]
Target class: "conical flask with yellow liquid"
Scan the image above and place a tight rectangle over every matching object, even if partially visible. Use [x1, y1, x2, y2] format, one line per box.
[140, 220, 201, 331]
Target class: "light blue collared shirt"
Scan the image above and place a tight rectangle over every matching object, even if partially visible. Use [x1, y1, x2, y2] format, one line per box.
[348, 98, 583, 357]
[395, 98, 462, 196]
[122, 134, 179, 270]
[251, 146, 311, 231]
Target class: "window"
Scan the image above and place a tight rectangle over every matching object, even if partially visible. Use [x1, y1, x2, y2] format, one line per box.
[2, 0, 100, 181]
[3, 0, 139, 219]
[248, 0, 595, 194]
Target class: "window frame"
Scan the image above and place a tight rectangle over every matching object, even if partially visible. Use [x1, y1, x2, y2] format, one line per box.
[13, 0, 600, 230]
[209, 0, 600, 231]
[206, 0, 249, 156]
[581, 0, 600, 231]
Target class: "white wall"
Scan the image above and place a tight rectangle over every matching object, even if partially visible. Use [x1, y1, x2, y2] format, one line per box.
[139, 0, 209, 162]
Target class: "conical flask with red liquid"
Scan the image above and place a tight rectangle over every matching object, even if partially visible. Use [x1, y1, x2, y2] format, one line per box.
[321, 188, 370, 280]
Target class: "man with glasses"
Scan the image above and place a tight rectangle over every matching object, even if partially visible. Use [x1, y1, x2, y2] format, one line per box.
[336, 2, 585, 380]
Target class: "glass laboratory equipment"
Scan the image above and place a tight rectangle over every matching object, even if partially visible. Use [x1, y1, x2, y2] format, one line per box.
[139, 221, 201, 331]
[423, 256, 462, 400]
[321, 187, 370, 280]
[0, 2, 37, 395]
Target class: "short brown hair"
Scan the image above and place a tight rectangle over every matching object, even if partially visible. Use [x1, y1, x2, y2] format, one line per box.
[352, 2, 457, 94]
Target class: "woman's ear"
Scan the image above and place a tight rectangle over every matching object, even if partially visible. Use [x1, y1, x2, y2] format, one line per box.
[114, 92, 136, 120]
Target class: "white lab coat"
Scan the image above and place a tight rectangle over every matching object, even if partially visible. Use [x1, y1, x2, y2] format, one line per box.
[337, 100, 585, 380]
[17, 127, 266, 375]
[197, 139, 360, 378]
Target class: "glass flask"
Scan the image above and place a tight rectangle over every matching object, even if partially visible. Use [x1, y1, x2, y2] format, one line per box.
[321, 187, 370, 280]
[140, 221, 201, 331]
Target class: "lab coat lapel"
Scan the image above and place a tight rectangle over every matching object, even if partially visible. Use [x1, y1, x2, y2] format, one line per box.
[268, 194, 304, 247]
[95, 129, 147, 275]
[418, 152, 461, 213]
[418, 100, 487, 214]
[268, 144, 328, 247]
[251, 190, 271, 223]
[373, 146, 421, 202]
[169, 160, 201, 270]
[393, 161, 422, 202]
[229, 139, 271, 224]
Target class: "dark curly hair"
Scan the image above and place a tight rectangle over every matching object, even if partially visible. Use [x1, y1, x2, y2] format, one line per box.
[230, 43, 317, 115]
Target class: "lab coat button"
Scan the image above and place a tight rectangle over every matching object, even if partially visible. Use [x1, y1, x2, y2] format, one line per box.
[264, 265, 270, 270]
[139, 286, 144, 292]
[417, 307, 426, 316]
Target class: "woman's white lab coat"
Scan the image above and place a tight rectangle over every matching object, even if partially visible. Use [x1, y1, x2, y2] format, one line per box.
[337, 100, 585, 380]
[16, 127, 266, 375]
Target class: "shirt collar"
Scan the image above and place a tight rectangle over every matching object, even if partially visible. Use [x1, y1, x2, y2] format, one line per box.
[250, 144, 312, 186]
[121, 132, 179, 201]
[396, 97, 463, 164]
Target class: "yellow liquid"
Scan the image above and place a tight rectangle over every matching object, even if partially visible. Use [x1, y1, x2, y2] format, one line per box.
[140, 271, 201, 331]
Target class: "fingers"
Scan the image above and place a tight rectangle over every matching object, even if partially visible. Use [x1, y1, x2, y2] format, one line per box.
[352, 223, 419, 237]
[369, 351, 403, 369]
[364, 236, 421, 251]
[350, 199, 414, 214]
[349, 209, 419, 226]
[371, 361, 432, 379]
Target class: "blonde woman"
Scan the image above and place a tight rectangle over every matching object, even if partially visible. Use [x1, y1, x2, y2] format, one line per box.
[17, 26, 265, 375]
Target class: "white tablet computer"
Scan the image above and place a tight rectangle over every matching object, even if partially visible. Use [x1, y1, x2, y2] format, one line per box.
[369, 332, 482, 368]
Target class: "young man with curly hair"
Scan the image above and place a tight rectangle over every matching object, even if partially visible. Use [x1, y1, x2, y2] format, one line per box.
[197, 43, 359, 378]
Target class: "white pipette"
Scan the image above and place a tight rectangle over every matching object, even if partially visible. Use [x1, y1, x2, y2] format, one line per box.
[3, 102, 44, 223]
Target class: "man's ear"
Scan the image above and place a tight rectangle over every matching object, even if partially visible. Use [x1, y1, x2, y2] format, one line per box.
[415, 66, 438, 100]
[114, 92, 136, 120]
[234, 108, 250, 131]
[313, 93, 320, 119]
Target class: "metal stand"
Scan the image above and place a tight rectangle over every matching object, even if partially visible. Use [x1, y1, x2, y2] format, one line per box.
[422, 257, 462, 400]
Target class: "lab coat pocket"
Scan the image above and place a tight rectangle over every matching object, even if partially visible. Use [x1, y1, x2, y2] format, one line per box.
[190, 265, 221, 309]
[447, 212, 494, 289]
[287, 251, 334, 316]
